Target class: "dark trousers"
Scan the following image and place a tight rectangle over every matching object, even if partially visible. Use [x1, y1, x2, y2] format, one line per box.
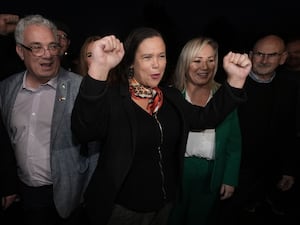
[107, 203, 173, 225]
[19, 182, 87, 225]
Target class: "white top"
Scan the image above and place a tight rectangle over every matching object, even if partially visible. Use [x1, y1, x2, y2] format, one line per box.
[184, 91, 216, 160]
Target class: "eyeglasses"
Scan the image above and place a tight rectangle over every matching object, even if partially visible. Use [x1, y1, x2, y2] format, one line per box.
[252, 51, 282, 59]
[18, 43, 61, 57]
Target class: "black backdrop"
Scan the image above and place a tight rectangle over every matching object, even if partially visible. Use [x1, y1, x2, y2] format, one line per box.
[2, 0, 300, 68]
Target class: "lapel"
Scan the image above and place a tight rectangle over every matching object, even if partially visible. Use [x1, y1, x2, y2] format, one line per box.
[51, 72, 68, 145]
[3, 73, 24, 125]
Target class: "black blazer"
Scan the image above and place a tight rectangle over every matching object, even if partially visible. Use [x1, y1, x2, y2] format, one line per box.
[71, 76, 246, 225]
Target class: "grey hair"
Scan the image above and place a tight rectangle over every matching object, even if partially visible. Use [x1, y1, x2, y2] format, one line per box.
[14, 14, 58, 44]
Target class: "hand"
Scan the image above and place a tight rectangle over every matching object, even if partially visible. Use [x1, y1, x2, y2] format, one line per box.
[2, 194, 18, 210]
[223, 51, 252, 89]
[0, 14, 19, 36]
[219, 184, 235, 200]
[277, 175, 295, 191]
[88, 35, 124, 81]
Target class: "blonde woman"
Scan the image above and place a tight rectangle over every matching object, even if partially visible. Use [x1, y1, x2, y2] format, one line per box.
[168, 37, 242, 225]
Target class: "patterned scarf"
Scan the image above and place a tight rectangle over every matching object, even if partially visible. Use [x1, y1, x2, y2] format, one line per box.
[129, 77, 163, 115]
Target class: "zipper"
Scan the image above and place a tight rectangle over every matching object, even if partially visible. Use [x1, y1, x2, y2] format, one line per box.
[154, 113, 167, 200]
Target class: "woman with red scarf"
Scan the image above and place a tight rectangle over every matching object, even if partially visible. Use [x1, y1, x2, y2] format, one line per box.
[71, 27, 251, 225]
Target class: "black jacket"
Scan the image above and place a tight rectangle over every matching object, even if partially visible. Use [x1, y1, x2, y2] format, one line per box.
[71, 76, 246, 225]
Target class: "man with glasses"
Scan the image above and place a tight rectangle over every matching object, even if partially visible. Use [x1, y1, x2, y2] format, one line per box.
[53, 20, 75, 72]
[217, 34, 298, 224]
[0, 14, 99, 225]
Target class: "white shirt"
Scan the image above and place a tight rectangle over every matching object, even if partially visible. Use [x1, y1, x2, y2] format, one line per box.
[184, 91, 216, 160]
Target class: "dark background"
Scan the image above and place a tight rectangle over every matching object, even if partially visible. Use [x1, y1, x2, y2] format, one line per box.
[2, 0, 300, 67]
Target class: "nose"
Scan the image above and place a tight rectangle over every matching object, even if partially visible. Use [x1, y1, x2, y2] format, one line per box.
[43, 47, 53, 57]
[199, 61, 208, 69]
[152, 57, 159, 67]
[261, 54, 269, 62]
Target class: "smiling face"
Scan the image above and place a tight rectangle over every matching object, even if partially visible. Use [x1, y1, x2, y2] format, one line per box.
[186, 43, 216, 88]
[250, 35, 287, 80]
[16, 24, 60, 87]
[131, 36, 166, 88]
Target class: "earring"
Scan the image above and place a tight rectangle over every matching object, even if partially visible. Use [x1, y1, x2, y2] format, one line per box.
[128, 67, 134, 77]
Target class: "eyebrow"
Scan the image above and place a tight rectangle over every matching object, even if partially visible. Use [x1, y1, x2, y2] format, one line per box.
[253, 51, 282, 55]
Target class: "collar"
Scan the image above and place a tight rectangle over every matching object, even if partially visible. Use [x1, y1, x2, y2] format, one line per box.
[249, 70, 276, 83]
[22, 71, 58, 91]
